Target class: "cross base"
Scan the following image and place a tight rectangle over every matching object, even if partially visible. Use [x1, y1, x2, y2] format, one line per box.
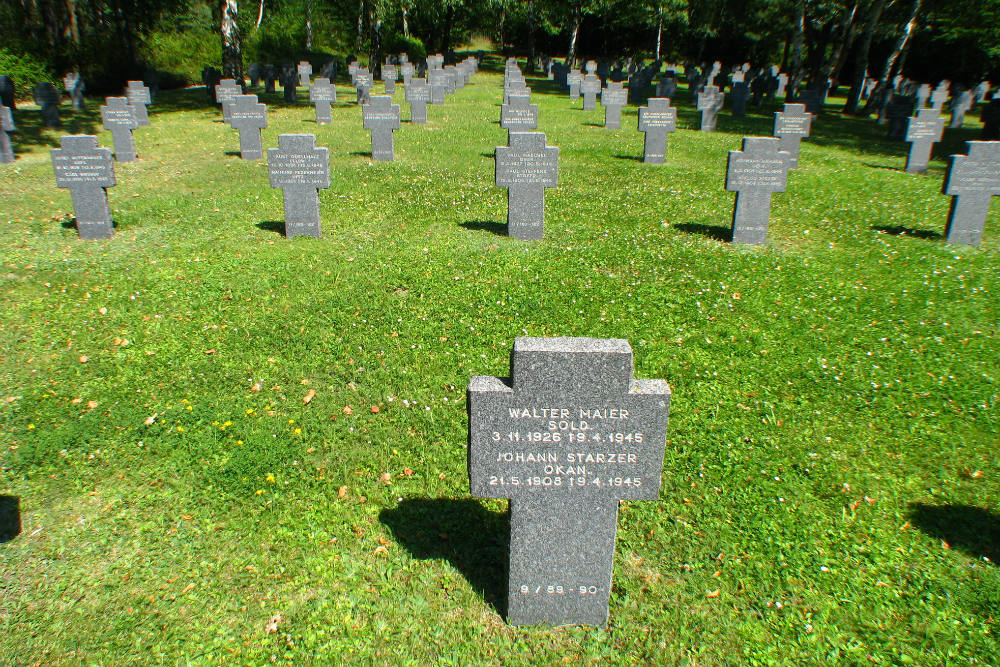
[905, 143, 933, 174]
[643, 131, 667, 164]
[507, 185, 545, 240]
[507, 495, 618, 626]
[945, 193, 989, 246]
[731, 191, 772, 245]
[282, 186, 321, 238]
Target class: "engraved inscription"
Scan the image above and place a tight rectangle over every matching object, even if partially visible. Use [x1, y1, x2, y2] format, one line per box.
[776, 116, 808, 134]
[269, 154, 329, 187]
[946, 162, 1000, 194]
[727, 157, 787, 189]
[53, 154, 114, 186]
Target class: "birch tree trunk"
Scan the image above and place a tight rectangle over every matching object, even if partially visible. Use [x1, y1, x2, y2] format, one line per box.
[788, 0, 806, 95]
[221, 0, 243, 82]
[844, 0, 889, 114]
[565, 5, 582, 67]
[878, 0, 921, 82]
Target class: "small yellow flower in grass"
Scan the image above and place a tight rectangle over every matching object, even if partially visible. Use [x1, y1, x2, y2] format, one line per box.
[245, 409, 255, 415]
[288, 419, 295, 424]
[185, 405, 193, 411]
[236, 440, 244, 445]
[27, 424, 35, 430]
[224, 421, 232, 426]
[293, 427, 302, 435]
[266, 474, 275, 483]
[255, 489, 264, 495]
[176, 426, 185, 432]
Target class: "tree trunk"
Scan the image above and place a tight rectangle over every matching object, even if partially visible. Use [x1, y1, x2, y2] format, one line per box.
[402, 6, 409, 37]
[64, 0, 79, 44]
[526, 0, 535, 73]
[305, 0, 313, 51]
[655, 6, 663, 60]
[220, 0, 243, 82]
[878, 0, 921, 82]
[255, 0, 264, 29]
[356, 0, 365, 55]
[566, 6, 582, 67]
[830, 4, 860, 84]
[441, 4, 454, 57]
[788, 0, 806, 95]
[369, 6, 382, 78]
[844, 0, 888, 114]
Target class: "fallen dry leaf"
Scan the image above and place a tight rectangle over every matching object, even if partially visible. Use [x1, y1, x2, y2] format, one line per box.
[144, 413, 158, 426]
[181, 583, 196, 594]
[373, 545, 388, 555]
[78, 355, 89, 363]
[370, 405, 379, 413]
[705, 590, 720, 598]
[378, 472, 392, 485]
[86, 400, 98, 409]
[71, 397, 82, 404]
[942, 540, 951, 550]
[98, 307, 107, 315]
[403, 467, 414, 477]
[338, 486, 348, 498]
[204, 349, 216, 355]
[250, 381, 262, 392]
[342, 405, 354, 416]
[302, 389, 316, 404]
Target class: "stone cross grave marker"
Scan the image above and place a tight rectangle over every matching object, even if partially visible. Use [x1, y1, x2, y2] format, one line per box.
[501, 93, 538, 135]
[354, 69, 373, 105]
[267, 134, 330, 238]
[581, 74, 601, 111]
[950, 90, 973, 129]
[601, 81, 628, 129]
[100, 97, 139, 162]
[697, 85, 724, 132]
[725, 136, 791, 244]
[382, 64, 398, 94]
[1, 105, 15, 163]
[35, 83, 62, 128]
[905, 108, 945, 173]
[362, 95, 401, 161]
[63, 73, 85, 110]
[731, 71, 749, 117]
[931, 83, 949, 111]
[125, 81, 151, 126]
[297, 61, 312, 88]
[637, 98, 676, 164]
[495, 132, 559, 241]
[468, 336, 670, 626]
[885, 94, 916, 140]
[773, 103, 813, 169]
[309, 77, 336, 123]
[942, 141, 1000, 246]
[263, 66, 277, 94]
[568, 70, 583, 100]
[429, 68, 449, 105]
[585, 60, 597, 75]
[445, 65, 462, 90]
[228, 95, 268, 160]
[916, 84, 931, 109]
[405, 78, 430, 123]
[776, 72, 789, 99]
[215, 79, 241, 122]
[655, 76, 677, 99]
[51, 135, 116, 240]
[401, 62, 415, 85]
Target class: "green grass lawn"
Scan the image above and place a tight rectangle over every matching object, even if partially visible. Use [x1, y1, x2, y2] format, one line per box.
[1, 56, 998, 666]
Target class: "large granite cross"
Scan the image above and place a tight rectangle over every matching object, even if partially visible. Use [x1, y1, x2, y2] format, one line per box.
[725, 136, 791, 244]
[228, 95, 268, 160]
[267, 134, 331, 238]
[905, 108, 945, 173]
[125, 81, 151, 126]
[601, 81, 628, 129]
[309, 77, 336, 123]
[405, 78, 430, 123]
[100, 97, 139, 162]
[697, 85, 724, 132]
[468, 337, 670, 626]
[362, 95, 402, 161]
[51, 135, 116, 240]
[0, 105, 15, 163]
[773, 102, 813, 169]
[495, 131, 559, 241]
[637, 97, 676, 164]
[942, 141, 1000, 246]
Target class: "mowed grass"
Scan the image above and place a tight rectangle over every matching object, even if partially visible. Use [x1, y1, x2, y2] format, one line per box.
[1, 55, 998, 666]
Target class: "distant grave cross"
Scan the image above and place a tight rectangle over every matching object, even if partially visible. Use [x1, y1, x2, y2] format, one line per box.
[949, 90, 973, 129]
[382, 64, 398, 94]
[125, 81, 151, 126]
[725, 136, 791, 244]
[942, 141, 1000, 246]
[773, 103, 813, 168]
[636, 97, 677, 164]
[568, 70, 583, 100]
[362, 95, 402, 161]
[100, 97, 139, 162]
[905, 108, 945, 173]
[581, 74, 601, 111]
[297, 61, 312, 88]
[501, 93, 539, 134]
[309, 77, 336, 124]
[228, 95, 268, 160]
[601, 81, 628, 129]
[215, 79, 242, 122]
[0, 105, 15, 163]
[428, 69, 449, 105]
[354, 69, 373, 105]
[267, 133, 331, 238]
[51, 135, 116, 240]
[404, 78, 430, 123]
[468, 336, 671, 626]
[930, 83, 949, 111]
[697, 85, 724, 132]
[495, 132, 559, 241]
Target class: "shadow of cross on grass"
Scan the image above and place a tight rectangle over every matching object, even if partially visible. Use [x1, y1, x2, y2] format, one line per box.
[908, 502, 1000, 564]
[379, 498, 509, 617]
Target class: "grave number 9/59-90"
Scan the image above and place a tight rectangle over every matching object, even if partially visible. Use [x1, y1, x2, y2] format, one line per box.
[520, 585, 600, 595]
